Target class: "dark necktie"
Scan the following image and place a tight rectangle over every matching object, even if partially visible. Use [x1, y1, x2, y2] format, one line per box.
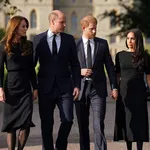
[87, 40, 92, 68]
[52, 34, 57, 55]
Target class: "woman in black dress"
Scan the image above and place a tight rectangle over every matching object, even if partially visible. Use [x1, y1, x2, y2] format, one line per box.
[0, 16, 38, 150]
[114, 28, 150, 150]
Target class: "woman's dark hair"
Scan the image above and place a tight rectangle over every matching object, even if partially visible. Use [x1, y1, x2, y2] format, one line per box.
[125, 28, 145, 72]
[0, 15, 31, 56]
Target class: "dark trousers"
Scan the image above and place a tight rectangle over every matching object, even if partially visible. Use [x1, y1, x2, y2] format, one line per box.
[75, 81, 107, 150]
[38, 84, 73, 150]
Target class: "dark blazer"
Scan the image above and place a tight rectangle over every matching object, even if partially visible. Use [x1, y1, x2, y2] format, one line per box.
[33, 31, 81, 94]
[76, 37, 117, 99]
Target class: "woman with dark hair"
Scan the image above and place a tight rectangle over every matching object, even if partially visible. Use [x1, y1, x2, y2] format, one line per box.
[113, 28, 150, 150]
[0, 16, 38, 150]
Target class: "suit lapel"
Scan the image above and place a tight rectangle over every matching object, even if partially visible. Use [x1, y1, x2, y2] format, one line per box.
[79, 38, 87, 68]
[41, 32, 52, 56]
[93, 38, 100, 65]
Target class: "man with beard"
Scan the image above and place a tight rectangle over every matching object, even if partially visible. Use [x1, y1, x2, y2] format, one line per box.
[75, 15, 118, 150]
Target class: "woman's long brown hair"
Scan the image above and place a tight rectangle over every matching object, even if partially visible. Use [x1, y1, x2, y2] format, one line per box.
[0, 15, 32, 56]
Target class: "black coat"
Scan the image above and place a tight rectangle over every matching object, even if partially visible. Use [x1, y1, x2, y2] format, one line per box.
[33, 31, 81, 94]
[76, 37, 117, 99]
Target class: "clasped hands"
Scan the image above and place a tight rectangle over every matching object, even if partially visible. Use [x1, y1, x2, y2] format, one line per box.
[111, 89, 118, 100]
[32, 89, 38, 101]
[81, 69, 118, 100]
[81, 68, 93, 77]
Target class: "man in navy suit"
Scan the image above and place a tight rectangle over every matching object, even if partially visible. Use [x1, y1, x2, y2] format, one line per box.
[75, 15, 118, 150]
[33, 10, 80, 150]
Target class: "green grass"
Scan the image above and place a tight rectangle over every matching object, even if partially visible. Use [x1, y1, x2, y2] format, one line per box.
[35, 62, 40, 74]
[145, 44, 150, 53]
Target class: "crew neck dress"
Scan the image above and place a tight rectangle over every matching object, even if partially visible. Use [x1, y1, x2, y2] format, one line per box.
[114, 50, 149, 141]
[0, 42, 37, 132]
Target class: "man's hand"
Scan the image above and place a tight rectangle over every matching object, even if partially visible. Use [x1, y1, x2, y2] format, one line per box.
[73, 87, 80, 100]
[81, 69, 93, 77]
[0, 88, 6, 103]
[111, 89, 118, 100]
[32, 89, 38, 101]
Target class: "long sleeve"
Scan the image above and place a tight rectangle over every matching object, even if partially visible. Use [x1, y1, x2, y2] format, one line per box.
[104, 40, 117, 89]
[115, 52, 121, 74]
[33, 36, 39, 67]
[69, 36, 81, 89]
[0, 44, 5, 87]
[29, 42, 37, 90]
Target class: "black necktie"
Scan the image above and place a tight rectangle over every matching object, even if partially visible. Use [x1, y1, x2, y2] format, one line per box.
[52, 34, 57, 55]
[87, 40, 92, 68]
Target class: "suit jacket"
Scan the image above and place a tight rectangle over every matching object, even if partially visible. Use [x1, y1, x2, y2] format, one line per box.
[76, 37, 117, 99]
[33, 31, 81, 94]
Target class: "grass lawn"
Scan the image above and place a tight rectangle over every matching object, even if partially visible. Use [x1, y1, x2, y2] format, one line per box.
[145, 44, 150, 53]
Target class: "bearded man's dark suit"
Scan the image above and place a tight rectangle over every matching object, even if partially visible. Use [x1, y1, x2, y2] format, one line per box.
[75, 37, 117, 150]
[33, 31, 80, 150]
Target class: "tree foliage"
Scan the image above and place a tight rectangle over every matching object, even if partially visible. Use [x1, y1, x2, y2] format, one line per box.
[0, 0, 21, 41]
[0, 28, 5, 40]
[100, 0, 150, 37]
[0, 0, 21, 15]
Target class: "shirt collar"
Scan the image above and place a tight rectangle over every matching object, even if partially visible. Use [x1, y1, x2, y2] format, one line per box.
[47, 29, 60, 38]
[82, 35, 94, 44]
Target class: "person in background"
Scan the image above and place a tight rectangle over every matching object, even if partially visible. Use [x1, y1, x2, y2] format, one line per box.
[75, 15, 118, 150]
[114, 28, 150, 150]
[0, 16, 38, 150]
[33, 10, 80, 150]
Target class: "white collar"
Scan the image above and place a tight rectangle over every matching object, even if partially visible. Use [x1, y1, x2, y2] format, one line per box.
[47, 29, 60, 38]
[82, 36, 94, 44]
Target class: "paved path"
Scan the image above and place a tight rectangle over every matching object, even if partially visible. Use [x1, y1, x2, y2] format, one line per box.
[1, 94, 150, 149]
[1, 142, 150, 150]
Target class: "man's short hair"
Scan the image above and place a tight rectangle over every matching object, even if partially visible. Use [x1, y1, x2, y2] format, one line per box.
[48, 12, 58, 22]
[80, 15, 97, 27]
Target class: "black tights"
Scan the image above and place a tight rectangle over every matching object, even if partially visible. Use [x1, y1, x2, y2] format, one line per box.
[126, 141, 143, 150]
[7, 128, 30, 150]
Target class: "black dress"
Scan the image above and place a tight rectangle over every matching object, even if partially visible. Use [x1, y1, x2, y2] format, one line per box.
[114, 50, 149, 142]
[0, 42, 37, 132]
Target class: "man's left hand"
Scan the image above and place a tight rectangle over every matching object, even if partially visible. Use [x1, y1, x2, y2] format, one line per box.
[73, 87, 80, 100]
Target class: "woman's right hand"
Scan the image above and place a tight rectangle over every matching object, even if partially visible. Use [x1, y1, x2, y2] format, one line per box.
[0, 88, 6, 103]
